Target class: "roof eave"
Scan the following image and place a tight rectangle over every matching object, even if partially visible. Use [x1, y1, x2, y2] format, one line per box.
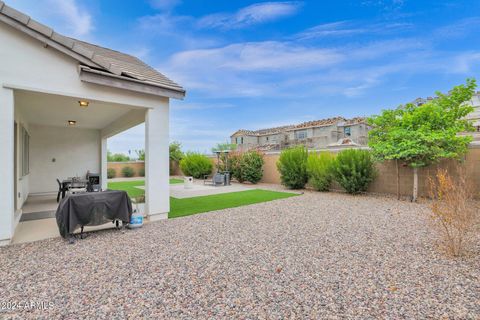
[79, 67, 186, 100]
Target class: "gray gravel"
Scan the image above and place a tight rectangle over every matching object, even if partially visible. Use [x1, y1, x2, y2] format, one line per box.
[0, 191, 479, 319]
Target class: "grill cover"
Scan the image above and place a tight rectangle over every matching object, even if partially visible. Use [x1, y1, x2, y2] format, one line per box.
[56, 190, 132, 238]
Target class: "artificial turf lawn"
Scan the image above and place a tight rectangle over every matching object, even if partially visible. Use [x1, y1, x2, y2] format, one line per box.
[107, 178, 183, 198]
[169, 189, 298, 219]
[107, 180, 297, 219]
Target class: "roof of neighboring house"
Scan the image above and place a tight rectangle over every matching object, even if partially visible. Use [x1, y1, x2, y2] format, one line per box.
[0, 1, 185, 98]
[289, 117, 347, 130]
[231, 125, 295, 137]
[231, 116, 366, 137]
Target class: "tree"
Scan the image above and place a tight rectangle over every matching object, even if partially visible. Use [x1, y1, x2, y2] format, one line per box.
[367, 79, 476, 201]
[169, 141, 184, 162]
[135, 149, 145, 161]
[107, 150, 130, 162]
[211, 142, 237, 153]
[212, 142, 237, 172]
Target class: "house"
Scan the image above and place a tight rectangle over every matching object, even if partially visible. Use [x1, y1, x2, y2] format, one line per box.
[231, 117, 369, 151]
[0, 2, 185, 245]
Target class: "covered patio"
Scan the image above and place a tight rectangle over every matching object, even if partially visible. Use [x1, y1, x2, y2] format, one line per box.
[0, 2, 185, 245]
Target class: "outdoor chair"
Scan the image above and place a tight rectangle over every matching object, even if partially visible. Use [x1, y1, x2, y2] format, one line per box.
[204, 173, 225, 186]
[56, 178, 69, 203]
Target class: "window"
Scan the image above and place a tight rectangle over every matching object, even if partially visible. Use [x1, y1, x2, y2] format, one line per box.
[21, 126, 30, 176]
[344, 126, 351, 137]
[241, 137, 244, 144]
[295, 130, 307, 140]
[266, 137, 269, 141]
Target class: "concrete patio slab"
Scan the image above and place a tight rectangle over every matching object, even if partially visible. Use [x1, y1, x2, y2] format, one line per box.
[169, 183, 254, 199]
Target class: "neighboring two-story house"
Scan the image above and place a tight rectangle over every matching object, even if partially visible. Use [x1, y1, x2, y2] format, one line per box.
[231, 117, 369, 151]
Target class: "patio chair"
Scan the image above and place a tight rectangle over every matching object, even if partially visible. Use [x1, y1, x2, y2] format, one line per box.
[204, 173, 225, 186]
[56, 179, 69, 203]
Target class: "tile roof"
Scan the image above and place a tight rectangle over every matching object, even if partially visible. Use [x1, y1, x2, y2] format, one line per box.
[0, 1, 185, 97]
[291, 117, 346, 130]
[231, 117, 366, 137]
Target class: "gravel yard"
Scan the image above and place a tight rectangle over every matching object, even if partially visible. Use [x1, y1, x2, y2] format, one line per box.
[0, 191, 479, 319]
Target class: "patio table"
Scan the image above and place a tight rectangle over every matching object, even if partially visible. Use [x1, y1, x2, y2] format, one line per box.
[55, 190, 132, 239]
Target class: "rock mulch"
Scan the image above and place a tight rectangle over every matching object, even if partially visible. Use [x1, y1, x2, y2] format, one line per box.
[0, 191, 478, 319]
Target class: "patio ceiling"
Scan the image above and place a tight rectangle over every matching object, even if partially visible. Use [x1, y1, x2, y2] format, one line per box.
[14, 90, 143, 130]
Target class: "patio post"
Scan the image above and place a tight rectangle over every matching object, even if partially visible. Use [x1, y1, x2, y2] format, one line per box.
[0, 87, 15, 244]
[101, 137, 108, 191]
[145, 104, 170, 220]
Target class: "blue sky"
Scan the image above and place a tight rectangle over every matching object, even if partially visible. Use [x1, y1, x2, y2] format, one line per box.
[9, 0, 480, 154]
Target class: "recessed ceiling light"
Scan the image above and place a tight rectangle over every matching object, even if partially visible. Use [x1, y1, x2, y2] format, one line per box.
[68, 120, 76, 126]
[78, 100, 89, 108]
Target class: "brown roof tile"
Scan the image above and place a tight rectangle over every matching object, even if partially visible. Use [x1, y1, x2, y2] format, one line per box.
[232, 116, 366, 137]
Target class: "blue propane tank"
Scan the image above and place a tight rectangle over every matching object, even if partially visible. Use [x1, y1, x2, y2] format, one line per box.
[128, 210, 143, 229]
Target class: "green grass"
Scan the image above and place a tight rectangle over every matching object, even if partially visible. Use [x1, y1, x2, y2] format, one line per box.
[108, 179, 298, 219]
[169, 189, 297, 219]
[108, 180, 145, 198]
[107, 178, 183, 198]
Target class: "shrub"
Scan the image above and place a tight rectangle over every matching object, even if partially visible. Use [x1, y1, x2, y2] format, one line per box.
[307, 151, 335, 191]
[332, 149, 375, 194]
[230, 151, 264, 184]
[229, 152, 244, 182]
[121, 166, 135, 178]
[428, 167, 478, 256]
[277, 146, 309, 189]
[107, 168, 116, 179]
[241, 151, 264, 184]
[179, 153, 213, 179]
[138, 167, 145, 177]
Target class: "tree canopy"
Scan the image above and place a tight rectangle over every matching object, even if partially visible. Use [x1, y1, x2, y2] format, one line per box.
[169, 141, 184, 162]
[367, 79, 476, 168]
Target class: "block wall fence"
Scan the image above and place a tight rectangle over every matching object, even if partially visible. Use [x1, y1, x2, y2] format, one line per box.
[141, 146, 480, 198]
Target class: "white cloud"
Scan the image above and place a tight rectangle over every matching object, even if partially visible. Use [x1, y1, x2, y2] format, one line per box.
[295, 21, 413, 40]
[46, 0, 92, 36]
[7, 0, 93, 37]
[198, 2, 301, 29]
[167, 41, 342, 72]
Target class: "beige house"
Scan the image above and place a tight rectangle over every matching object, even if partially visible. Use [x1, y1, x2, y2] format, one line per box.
[231, 117, 369, 151]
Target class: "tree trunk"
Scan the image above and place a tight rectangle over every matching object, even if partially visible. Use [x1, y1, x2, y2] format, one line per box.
[412, 167, 418, 202]
[396, 159, 400, 200]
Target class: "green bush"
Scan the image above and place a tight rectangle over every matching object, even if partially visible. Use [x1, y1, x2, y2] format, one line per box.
[332, 149, 376, 194]
[107, 168, 116, 179]
[121, 166, 135, 178]
[241, 151, 264, 184]
[307, 152, 335, 191]
[277, 146, 309, 189]
[139, 167, 145, 177]
[230, 151, 264, 184]
[230, 152, 245, 183]
[179, 153, 213, 179]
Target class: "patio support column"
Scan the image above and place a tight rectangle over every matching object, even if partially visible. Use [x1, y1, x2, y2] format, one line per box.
[101, 137, 108, 191]
[145, 104, 169, 220]
[0, 87, 15, 244]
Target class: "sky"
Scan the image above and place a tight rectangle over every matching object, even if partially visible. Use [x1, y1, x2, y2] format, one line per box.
[8, 0, 480, 155]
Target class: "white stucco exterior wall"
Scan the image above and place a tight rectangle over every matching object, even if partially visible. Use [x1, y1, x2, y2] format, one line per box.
[29, 124, 101, 194]
[0, 87, 14, 243]
[145, 105, 170, 219]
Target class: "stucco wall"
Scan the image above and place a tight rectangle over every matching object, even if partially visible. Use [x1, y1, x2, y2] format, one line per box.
[108, 161, 145, 178]
[258, 148, 480, 198]
[29, 124, 101, 194]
